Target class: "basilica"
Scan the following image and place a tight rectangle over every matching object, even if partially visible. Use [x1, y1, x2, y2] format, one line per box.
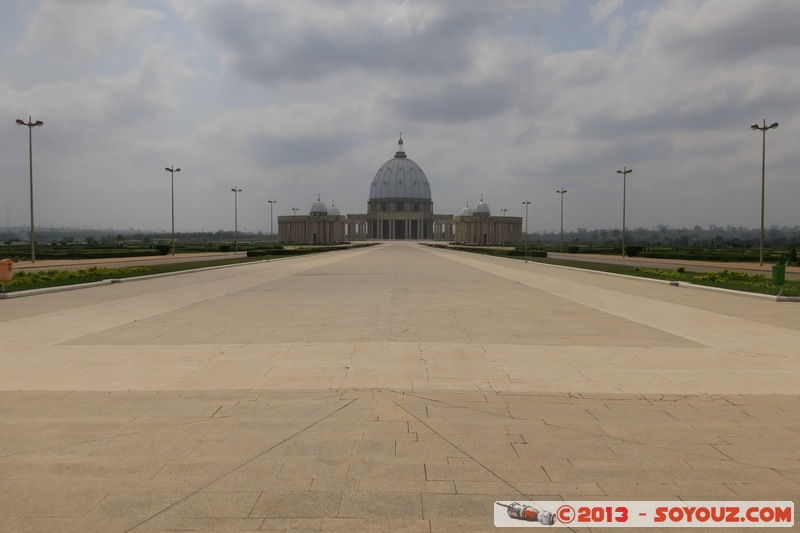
[277, 136, 522, 244]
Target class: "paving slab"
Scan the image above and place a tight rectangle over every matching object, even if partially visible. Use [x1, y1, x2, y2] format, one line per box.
[0, 242, 798, 532]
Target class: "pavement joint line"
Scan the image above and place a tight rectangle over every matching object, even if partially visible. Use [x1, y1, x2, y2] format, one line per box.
[2, 243, 798, 527]
[385, 390, 531, 501]
[122, 392, 363, 532]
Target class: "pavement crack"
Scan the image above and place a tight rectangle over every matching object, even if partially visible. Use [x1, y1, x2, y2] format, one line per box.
[124, 393, 364, 532]
[390, 395, 530, 500]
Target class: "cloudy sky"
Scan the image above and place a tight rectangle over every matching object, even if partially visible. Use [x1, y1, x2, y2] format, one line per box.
[1, 0, 798, 235]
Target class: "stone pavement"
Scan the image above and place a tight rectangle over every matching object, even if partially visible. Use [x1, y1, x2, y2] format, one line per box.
[0, 242, 798, 532]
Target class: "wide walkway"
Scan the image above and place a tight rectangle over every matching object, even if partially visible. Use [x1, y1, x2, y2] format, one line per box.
[0, 242, 798, 532]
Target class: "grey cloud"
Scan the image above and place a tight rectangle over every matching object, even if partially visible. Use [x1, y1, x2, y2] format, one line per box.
[191, 1, 532, 84]
[578, 87, 800, 141]
[647, 2, 800, 66]
[248, 134, 353, 168]
[389, 81, 515, 123]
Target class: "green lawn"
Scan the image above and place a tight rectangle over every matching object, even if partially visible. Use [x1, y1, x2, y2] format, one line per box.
[1, 256, 269, 293]
[519, 257, 798, 297]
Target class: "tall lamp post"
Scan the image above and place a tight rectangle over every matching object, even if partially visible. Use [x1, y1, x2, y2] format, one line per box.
[522, 200, 531, 256]
[292, 207, 299, 215]
[751, 119, 779, 266]
[556, 189, 567, 253]
[616, 167, 632, 257]
[165, 166, 181, 256]
[268, 198, 277, 240]
[501, 208, 508, 217]
[231, 187, 242, 252]
[15, 115, 44, 263]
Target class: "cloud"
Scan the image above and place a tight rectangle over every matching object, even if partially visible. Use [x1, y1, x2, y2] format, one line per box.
[390, 80, 516, 123]
[16, 0, 163, 65]
[3, 1, 800, 232]
[185, 0, 547, 86]
[590, 0, 625, 24]
[644, 0, 800, 66]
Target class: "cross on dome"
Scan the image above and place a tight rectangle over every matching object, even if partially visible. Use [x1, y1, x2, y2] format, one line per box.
[395, 133, 406, 158]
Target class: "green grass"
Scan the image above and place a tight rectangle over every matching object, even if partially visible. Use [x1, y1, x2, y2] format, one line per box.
[1, 256, 272, 293]
[518, 257, 799, 297]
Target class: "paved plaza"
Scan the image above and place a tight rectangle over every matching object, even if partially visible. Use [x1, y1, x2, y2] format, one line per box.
[0, 242, 798, 531]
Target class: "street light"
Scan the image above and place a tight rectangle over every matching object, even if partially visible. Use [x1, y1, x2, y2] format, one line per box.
[501, 208, 508, 217]
[165, 166, 181, 256]
[751, 119, 779, 266]
[268, 198, 277, 240]
[15, 115, 44, 263]
[616, 167, 632, 257]
[291, 206, 299, 216]
[522, 200, 531, 257]
[556, 189, 567, 253]
[231, 187, 242, 252]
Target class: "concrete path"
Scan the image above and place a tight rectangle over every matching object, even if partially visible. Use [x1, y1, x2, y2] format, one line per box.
[0, 242, 798, 531]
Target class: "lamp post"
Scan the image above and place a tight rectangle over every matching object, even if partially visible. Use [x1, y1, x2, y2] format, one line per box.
[556, 189, 567, 253]
[751, 119, 779, 266]
[15, 115, 44, 263]
[231, 187, 242, 252]
[501, 208, 508, 217]
[292, 207, 299, 215]
[165, 166, 181, 256]
[522, 200, 531, 257]
[268, 198, 277, 240]
[616, 167, 632, 257]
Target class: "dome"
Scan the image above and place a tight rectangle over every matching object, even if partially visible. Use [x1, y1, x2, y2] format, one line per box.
[327, 202, 341, 216]
[474, 195, 491, 215]
[461, 202, 474, 216]
[310, 194, 328, 215]
[368, 135, 432, 201]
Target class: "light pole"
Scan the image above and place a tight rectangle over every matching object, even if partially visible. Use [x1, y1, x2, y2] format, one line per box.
[15, 115, 44, 263]
[231, 187, 242, 252]
[616, 167, 632, 257]
[292, 207, 299, 216]
[557, 189, 567, 253]
[268, 198, 277, 240]
[165, 166, 181, 256]
[751, 119, 779, 266]
[522, 200, 531, 256]
[501, 208, 508, 217]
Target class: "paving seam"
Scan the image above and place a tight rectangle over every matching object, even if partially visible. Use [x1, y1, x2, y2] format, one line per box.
[422, 245, 800, 356]
[121, 393, 362, 532]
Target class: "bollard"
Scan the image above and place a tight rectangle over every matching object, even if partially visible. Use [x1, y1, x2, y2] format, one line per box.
[772, 260, 787, 296]
[0, 259, 12, 292]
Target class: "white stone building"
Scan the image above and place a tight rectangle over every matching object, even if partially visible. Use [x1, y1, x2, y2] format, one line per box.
[278, 136, 521, 244]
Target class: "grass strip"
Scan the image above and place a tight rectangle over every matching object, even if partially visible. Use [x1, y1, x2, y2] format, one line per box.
[1, 255, 271, 292]
[516, 256, 799, 297]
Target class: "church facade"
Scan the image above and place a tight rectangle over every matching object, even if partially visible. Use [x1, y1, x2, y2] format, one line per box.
[277, 137, 522, 244]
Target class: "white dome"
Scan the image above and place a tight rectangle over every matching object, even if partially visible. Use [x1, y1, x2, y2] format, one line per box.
[310, 195, 328, 214]
[327, 202, 341, 216]
[474, 195, 491, 215]
[368, 136, 432, 201]
[461, 202, 474, 216]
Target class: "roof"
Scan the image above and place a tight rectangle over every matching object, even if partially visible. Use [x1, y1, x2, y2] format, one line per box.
[310, 195, 328, 214]
[368, 136, 432, 201]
